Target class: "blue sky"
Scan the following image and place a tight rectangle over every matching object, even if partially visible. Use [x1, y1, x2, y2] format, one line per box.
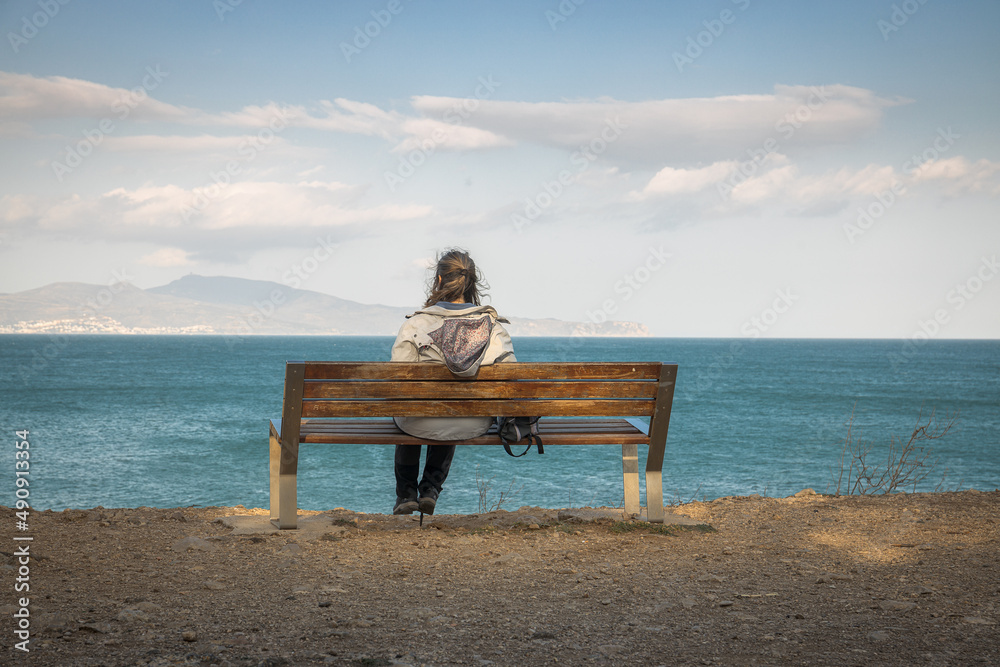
[1, 0, 998, 337]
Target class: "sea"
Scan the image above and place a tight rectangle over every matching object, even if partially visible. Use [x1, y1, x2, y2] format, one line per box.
[2, 335, 998, 515]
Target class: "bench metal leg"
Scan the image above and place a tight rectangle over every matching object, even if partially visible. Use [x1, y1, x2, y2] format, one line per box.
[645, 364, 676, 524]
[269, 430, 280, 522]
[622, 443, 640, 518]
[277, 472, 297, 529]
[646, 469, 664, 523]
[269, 429, 299, 530]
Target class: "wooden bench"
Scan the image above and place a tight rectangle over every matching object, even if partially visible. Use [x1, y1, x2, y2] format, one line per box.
[268, 361, 678, 529]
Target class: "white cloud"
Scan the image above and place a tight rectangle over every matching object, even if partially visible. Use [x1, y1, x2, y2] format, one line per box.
[0, 180, 435, 247]
[624, 154, 926, 220]
[411, 84, 906, 166]
[634, 161, 738, 198]
[729, 164, 801, 205]
[297, 165, 326, 178]
[102, 134, 286, 153]
[3, 71, 906, 170]
[0, 70, 191, 122]
[911, 156, 1000, 194]
[730, 162, 900, 206]
[393, 117, 513, 152]
[140, 247, 191, 267]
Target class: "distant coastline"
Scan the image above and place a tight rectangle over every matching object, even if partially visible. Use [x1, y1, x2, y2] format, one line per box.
[0, 315, 651, 337]
[0, 275, 651, 338]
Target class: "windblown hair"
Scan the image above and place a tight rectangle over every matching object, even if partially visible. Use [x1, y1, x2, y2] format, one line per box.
[423, 248, 489, 307]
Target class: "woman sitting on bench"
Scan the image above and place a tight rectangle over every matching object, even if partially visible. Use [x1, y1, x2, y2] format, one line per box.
[389, 248, 516, 515]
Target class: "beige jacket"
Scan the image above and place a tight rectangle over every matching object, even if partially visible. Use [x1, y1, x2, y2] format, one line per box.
[390, 303, 516, 440]
[390, 303, 516, 367]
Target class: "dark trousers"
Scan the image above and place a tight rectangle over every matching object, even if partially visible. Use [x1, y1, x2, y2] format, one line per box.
[394, 444, 456, 499]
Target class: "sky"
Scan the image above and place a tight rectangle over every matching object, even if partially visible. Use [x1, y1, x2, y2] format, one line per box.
[1, 0, 998, 338]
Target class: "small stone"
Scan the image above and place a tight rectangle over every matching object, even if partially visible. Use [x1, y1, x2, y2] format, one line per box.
[203, 580, 226, 591]
[116, 608, 150, 623]
[37, 612, 76, 632]
[600, 599, 612, 606]
[793, 489, 817, 497]
[680, 598, 697, 609]
[182, 630, 197, 642]
[868, 630, 889, 641]
[435, 590, 444, 597]
[400, 607, 435, 621]
[171, 537, 216, 553]
[718, 600, 734, 607]
[318, 600, 332, 608]
[78, 623, 110, 634]
[493, 552, 524, 565]
[962, 617, 995, 625]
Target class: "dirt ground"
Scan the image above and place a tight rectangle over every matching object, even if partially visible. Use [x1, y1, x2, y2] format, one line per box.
[3, 489, 998, 666]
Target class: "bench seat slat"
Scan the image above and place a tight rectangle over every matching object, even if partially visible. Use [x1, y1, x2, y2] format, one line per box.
[300, 361, 663, 381]
[271, 418, 650, 446]
[300, 398, 655, 418]
[303, 380, 658, 400]
[295, 417, 645, 431]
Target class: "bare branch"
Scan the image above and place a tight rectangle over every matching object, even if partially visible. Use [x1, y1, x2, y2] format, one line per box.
[831, 406, 957, 496]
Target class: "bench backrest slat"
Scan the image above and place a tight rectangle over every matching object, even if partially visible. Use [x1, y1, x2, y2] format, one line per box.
[299, 361, 663, 381]
[303, 379, 658, 400]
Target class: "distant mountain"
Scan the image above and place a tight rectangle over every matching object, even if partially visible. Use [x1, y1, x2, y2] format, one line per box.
[0, 281, 258, 332]
[0, 276, 651, 337]
[146, 275, 410, 335]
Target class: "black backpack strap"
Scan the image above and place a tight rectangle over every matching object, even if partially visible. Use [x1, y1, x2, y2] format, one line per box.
[500, 432, 544, 457]
[502, 440, 531, 457]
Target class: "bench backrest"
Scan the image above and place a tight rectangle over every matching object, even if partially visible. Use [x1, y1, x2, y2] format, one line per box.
[282, 361, 676, 419]
[279, 361, 677, 455]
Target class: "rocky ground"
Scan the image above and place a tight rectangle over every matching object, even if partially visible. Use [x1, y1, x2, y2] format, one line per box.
[2, 490, 998, 666]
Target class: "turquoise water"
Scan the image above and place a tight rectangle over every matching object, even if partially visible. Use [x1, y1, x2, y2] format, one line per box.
[1, 335, 998, 514]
